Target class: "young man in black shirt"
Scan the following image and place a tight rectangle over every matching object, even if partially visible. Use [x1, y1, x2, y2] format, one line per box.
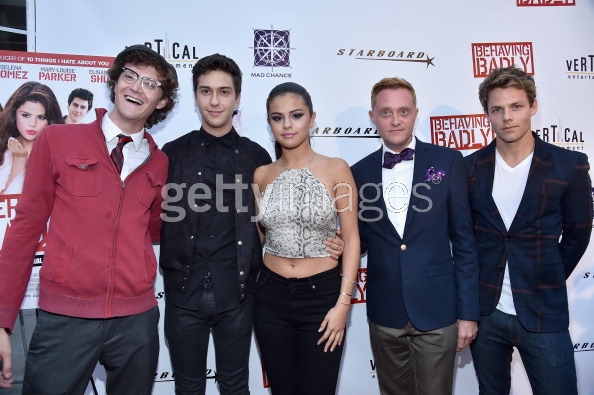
[159, 54, 344, 394]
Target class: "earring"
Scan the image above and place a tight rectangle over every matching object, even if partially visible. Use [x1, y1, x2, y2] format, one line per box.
[269, 134, 276, 142]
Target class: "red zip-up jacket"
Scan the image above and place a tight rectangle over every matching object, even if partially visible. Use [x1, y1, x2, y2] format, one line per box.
[0, 108, 167, 331]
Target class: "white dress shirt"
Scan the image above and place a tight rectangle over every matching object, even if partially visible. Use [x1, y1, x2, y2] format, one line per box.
[102, 113, 150, 180]
[382, 139, 416, 238]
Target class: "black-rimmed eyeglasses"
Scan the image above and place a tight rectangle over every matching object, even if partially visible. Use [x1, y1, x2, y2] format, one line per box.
[120, 67, 162, 93]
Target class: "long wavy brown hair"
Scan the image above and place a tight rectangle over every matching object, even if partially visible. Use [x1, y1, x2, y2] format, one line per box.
[0, 82, 63, 165]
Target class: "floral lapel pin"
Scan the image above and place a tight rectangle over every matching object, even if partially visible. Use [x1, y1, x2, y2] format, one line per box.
[424, 167, 446, 184]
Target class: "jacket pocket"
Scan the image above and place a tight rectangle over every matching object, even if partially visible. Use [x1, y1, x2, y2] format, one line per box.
[65, 157, 102, 197]
[426, 260, 454, 277]
[42, 243, 74, 284]
[137, 171, 163, 208]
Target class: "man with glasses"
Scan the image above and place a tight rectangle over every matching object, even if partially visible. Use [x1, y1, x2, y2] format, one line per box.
[0, 45, 178, 394]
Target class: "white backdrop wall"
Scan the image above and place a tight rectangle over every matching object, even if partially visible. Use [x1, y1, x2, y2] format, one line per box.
[1, 0, 593, 393]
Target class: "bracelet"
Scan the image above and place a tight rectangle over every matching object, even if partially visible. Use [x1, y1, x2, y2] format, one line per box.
[340, 273, 357, 285]
[339, 292, 352, 297]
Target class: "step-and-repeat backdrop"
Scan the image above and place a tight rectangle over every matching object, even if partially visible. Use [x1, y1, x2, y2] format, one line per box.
[1, 0, 592, 393]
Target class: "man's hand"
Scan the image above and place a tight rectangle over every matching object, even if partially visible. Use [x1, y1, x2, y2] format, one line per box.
[456, 319, 478, 352]
[324, 230, 344, 259]
[0, 329, 13, 389]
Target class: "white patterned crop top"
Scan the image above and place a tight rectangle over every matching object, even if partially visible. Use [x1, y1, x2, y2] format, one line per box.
[259, 166, 337, 259]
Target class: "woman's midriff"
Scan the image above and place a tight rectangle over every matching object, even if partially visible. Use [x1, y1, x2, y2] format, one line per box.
[263, 253, 338, 279]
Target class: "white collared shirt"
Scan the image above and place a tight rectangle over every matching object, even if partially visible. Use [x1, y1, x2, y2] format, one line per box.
[382, 139, 416, 237]
[102, 113, 150, 180]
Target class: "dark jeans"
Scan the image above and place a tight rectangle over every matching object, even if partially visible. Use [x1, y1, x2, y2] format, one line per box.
[254, 265, 343, 395]
[470, 309, 577, 395]
[23, 307, 159, 395]
[164, 287, 253, 395]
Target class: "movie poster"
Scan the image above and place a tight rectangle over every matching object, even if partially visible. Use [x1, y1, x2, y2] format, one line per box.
[0, 50, 113, 308]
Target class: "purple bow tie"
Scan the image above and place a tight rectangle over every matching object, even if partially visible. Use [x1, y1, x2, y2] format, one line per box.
[382, 148, 415, 169]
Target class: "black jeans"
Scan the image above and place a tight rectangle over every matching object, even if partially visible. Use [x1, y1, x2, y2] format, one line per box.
[164, 285, 253, 395]
[254, 265, 343, 395]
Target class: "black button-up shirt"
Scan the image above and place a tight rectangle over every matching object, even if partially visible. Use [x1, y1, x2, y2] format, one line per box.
[160, 127, 272, 312]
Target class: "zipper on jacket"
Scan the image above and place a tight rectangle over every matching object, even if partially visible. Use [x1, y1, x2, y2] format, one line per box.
[104, 145, 155, 318]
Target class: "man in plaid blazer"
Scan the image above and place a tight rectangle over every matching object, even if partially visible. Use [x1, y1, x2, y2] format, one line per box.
[465, 66, 592, 395]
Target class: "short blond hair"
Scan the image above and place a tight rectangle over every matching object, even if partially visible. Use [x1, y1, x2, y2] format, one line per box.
[371, 77, 417, 109]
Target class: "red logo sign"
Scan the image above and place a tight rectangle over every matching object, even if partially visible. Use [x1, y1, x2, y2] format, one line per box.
[430, 114, 494, 151]
[472, 42, 534, 78]
[517, 0, 575, 6]
[352, 268, 367, 304]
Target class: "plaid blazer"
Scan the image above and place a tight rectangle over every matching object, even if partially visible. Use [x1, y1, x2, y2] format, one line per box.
[464, 133, 592, 332]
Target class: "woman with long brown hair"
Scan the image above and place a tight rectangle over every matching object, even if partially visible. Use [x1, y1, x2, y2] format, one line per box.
[0, 82, 63, 194]
[253, 82, 360, 395]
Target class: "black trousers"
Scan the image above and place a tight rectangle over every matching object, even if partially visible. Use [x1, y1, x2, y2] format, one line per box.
[254, 265, 344, 395]
[164, 290, 253, 395]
